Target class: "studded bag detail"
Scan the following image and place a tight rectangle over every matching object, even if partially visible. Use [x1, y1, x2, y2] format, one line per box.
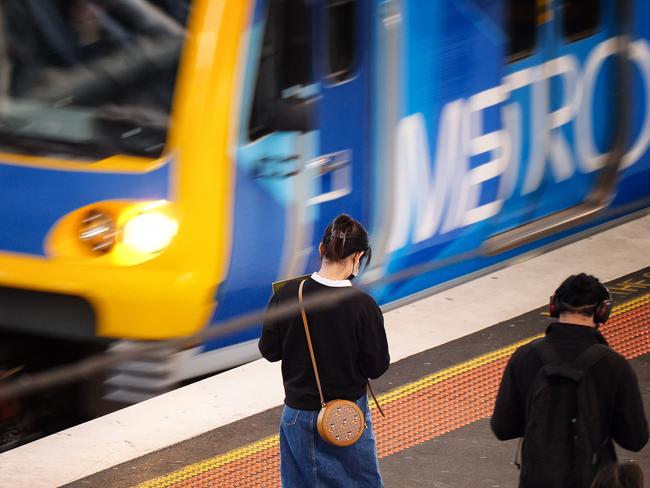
[298, 280, 384, 447]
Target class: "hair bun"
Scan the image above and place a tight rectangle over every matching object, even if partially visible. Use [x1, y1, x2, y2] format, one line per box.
[320, 214, 371, 270]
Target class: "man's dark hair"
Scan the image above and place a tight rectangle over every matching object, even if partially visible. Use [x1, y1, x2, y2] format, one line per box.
[554, 273, 609, 316]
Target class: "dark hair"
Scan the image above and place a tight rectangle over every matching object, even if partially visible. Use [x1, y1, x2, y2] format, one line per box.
[554, 273, 610, 317]
[320, 214, 371, 269]
[590, 462, 644, 488]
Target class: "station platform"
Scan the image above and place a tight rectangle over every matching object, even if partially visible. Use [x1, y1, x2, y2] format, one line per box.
[66, 267, 650, 488]
[1, 213, 650, 487]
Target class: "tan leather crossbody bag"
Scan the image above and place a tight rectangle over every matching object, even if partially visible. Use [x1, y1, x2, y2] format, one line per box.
[298, 280, 385, 447]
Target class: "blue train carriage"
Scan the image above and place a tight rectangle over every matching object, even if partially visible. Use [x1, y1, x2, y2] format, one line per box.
[0, 0, 649, 411]
[209, 0, 650, 383]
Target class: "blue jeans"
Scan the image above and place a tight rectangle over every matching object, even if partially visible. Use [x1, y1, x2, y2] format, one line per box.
[280, 394, 384, 488]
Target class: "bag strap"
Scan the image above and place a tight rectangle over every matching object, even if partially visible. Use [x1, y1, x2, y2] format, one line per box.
[298, 279, 326, 407]
[367, 381, 385, 417]
[298, 280, 385, 417]
[534, 339, 609, 370]
[532, 339, 563, 365]
[572, 343, 609, 372]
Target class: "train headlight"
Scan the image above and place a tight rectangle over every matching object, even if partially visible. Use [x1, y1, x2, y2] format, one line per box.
[78, 210, 117, 253]
[122, 210, 178, 254]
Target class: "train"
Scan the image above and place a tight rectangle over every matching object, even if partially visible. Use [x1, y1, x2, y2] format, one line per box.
[1, 0, 650, 444]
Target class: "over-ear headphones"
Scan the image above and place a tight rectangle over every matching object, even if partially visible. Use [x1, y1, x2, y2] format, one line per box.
[549, 294, 561, 319]
[548, 288, 613, 324]
[594, 296, 613, 324]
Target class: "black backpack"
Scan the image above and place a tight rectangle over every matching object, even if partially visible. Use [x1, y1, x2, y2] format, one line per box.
[520, 340, 616, 488]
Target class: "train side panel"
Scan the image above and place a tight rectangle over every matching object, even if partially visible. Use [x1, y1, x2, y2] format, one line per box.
[197, 0, 650, 368]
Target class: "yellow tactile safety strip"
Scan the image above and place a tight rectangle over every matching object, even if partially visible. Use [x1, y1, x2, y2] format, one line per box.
[370, 335, 540, 406]
[136, 292, 650, 488]
[609, 293, 650, 317]
[136, 337, 539, 488]
[166, 435, 277, 474]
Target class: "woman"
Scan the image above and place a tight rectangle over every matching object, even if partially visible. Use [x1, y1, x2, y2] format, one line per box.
[259, 214, 390, 487]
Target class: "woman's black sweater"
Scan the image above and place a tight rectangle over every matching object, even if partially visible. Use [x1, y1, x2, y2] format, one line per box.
[259, 275, 390, 410]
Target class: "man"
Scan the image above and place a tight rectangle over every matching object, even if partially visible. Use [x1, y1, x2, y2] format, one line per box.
[491, 273, 648, 488]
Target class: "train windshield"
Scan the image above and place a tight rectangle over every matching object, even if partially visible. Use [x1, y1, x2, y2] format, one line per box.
[0, 0, 190, 160]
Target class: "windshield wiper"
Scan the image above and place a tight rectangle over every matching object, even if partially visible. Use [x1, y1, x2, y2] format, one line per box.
[92, 105, 169, 157]
[0, 131, 119, 160]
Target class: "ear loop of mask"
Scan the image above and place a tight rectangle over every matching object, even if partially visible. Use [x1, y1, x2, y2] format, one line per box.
[351, 257, 359, 278]
[351, 251, 365, 278]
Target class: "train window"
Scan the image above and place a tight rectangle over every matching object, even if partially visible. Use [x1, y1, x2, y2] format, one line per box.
[248, 0, 313, 140]
[325, 0, 357, 82]
[0, 0, 190, 159]
[507, 0, 537, 63]
[562, 0, 599, 41]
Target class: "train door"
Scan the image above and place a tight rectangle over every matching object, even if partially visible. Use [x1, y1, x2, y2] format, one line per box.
[205, 0, 372, 359]
[240, 0, 371, 279]
[308, 0, 371, 258]
[486, 0, 626, 252]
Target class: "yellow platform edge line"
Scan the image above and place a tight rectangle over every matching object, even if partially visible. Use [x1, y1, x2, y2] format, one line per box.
[136, 293, 650, 487]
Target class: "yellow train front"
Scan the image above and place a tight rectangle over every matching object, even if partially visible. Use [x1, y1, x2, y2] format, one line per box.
[0, 0, 248, 438]
[0, 1, 241, 343]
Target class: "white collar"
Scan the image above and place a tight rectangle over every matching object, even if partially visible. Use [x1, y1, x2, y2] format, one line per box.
[311, 272, 352, 287]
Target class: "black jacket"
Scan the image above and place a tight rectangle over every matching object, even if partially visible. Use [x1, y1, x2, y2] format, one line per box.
[491, 323, 648, 480]
[259, 276, 390, 410]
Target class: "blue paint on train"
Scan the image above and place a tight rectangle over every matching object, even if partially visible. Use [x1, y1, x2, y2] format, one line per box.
[0, 161, 170, 256]
[206, 0, 650, 352]
[206, 0, 374, 351]
[370, 0, 650, 304]
[206, 162, 288, 349]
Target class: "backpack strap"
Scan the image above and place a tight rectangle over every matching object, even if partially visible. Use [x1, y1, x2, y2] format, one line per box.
[532, 340, 609, 371]
[533, 341, 610, 382]
[570, 344, 613, 475]
[531, 339, 562, 366]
